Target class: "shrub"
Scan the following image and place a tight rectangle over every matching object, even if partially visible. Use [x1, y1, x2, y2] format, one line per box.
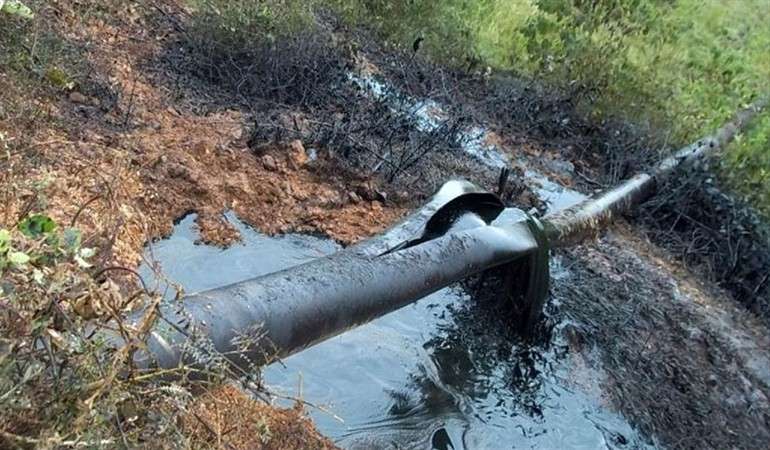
[183, 0, 347, 107]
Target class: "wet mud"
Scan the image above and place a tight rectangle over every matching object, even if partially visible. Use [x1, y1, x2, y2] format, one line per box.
[634, 164, 770, 326]
[558, 231, 770, 448]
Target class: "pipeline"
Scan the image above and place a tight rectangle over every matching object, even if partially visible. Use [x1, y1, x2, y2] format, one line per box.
[545, 97, 769, 246]
[123, 181, 548, 369]
[117, 98, 767, 372]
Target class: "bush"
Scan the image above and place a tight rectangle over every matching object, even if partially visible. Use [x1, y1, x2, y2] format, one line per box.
[183, 0, 347, 107]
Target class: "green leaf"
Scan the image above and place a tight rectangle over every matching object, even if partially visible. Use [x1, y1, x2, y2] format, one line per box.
[18, 214, 57, 238]
[1, 0, 35, 19]
[45, 67, 75, 91]
[0, 229, 10, 253]
[8, 251, 30, 266]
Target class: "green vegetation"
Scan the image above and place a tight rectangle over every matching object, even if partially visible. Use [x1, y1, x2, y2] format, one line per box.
[188, 0, 313, 44]
[0, 5, 250, 447]
[332, 0, 770, 215]
[183, 0, 768, 215]
[0, 207, 222, 448]
[0, 0, 86, 129]
[1, 1, 34, 19]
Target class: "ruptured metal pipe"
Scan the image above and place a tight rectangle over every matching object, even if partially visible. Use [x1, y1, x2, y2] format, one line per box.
[118, 98, 766, 372]
[125, 181, 549, 371]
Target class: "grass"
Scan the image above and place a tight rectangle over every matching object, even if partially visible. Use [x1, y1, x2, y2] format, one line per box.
[332, 0, 770, 216]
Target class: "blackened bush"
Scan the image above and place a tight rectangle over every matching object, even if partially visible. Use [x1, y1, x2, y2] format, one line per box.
[635, 162, 770, 324]
[184, 0, 349, 108]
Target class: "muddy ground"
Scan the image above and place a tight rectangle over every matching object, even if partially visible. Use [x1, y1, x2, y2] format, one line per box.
[558, 228, 770, 448]
[2, 1, 770, 448]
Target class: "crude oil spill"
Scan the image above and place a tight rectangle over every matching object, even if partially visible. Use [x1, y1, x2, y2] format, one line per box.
[139, 213, 339, 294]
[349, 71, 589, 215]
[140, 213, 651, 449]
[525, 170, 587, 213]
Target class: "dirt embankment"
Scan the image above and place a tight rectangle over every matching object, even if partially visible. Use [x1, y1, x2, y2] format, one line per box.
[2, 4, 404, 268]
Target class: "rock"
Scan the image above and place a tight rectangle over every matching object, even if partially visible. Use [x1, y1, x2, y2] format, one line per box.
[262, 155, 278, 171]
[287, 139, 308, 168]
[167, 163, 191, 180]
[69, 91, 89, 104]
[749, 389, 769, 409]
[348, 191, 361, 204]
[193, 140, 210, 155]
[390, 190, 410, 203]
[545, 158, 575, 177]
[356, 182, 387, 202]
[231, 126, 244, 142]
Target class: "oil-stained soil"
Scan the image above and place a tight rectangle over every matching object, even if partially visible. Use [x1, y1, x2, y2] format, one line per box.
[557, 228, 770, 449]
[2, 1, 405, 270]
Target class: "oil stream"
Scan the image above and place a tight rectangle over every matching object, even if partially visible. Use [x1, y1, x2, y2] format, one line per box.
[134, 66, 656, 449]
[139, 213, 651, 449]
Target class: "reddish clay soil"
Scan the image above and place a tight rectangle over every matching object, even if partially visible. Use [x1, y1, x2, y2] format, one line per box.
[184, 385, 337, 450]
[2, 0, 404, 270]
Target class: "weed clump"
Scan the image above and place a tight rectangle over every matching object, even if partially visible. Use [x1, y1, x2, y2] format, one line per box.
[0, 205, 329, 448]
[182, 0, 349, 108]
[0, 1, 87, 93]
[0, 209, 174, 447]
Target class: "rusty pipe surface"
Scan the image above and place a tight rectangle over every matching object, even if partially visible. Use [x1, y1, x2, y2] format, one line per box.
[122, 181, 545, 371]
[544, 97, 768, 246]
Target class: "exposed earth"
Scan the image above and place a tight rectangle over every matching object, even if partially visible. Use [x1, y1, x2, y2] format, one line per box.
[2, 1, 769, 449]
